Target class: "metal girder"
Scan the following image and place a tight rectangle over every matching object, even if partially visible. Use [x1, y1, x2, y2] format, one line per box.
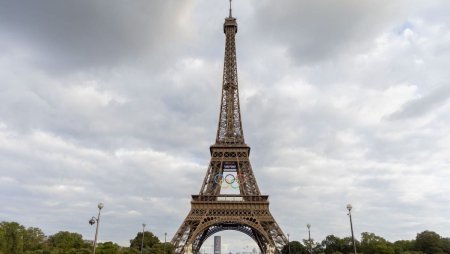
[171, 11, 287, 254]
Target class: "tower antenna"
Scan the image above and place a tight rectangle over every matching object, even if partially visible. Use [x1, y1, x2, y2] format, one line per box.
[229, 0, 232, 17]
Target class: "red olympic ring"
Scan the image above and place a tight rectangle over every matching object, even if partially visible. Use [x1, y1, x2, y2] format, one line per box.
[213, 173, 246, 189]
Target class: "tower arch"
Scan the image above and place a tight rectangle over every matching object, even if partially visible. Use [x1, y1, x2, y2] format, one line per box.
[188, 219, 273, 253]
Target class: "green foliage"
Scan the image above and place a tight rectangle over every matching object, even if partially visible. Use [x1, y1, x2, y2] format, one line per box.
[0, 221, 26, 254]
[322, 235, 345, 254]
[24, 227, 46, 251]
[97, 241, 120, 254]
[342, 236, 360, 254]
[302, 238, 322, 254]
[442, 238, 450, 253]
[48, 231, 85, 251]
[117, 247, 139, 254]
[2, 220, 450, 254]
[0, 222, 47, 254]
[147, 242, 175, 254]
[129, 231, 160, 251]
[393, 239, 415, 254]
[415, 231, 445, 254]
[321, 235, 360, 254]
[360, 232, 394, 254]
[128, 231, 174, 254]
[281, 241, 307, 254]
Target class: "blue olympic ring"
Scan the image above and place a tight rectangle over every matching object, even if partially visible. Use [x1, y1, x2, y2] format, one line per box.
[213, 173, 246, 189]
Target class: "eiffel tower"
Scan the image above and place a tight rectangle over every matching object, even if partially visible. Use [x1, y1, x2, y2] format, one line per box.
[171, 2, 288, 254]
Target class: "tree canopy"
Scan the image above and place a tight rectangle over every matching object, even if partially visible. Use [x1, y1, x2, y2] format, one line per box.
[360, 232, 394, 254]
[415, 230, 448, 254]
[1, 221, 449, 254]
[129, 231, 173, 254]
[281, 241, 306, 254]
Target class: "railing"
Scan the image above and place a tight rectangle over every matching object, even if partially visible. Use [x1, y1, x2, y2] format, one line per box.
[191, 195, 268, 202]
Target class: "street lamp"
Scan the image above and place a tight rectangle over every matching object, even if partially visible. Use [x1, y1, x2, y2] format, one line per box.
[164, 232, 167, 254]
[89, 202, 104, 254]
[140, 223, 146, 254]
[287, 233, 290, 254]
[347, 204, 357, 254]
[307, 224, 311, 254]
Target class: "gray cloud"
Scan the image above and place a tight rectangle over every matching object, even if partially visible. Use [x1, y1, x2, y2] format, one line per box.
[0, 0, 193, 73]
[1, 0, 450, 250]
[249, 0, 410, 64]
[388, 85, 450, 119]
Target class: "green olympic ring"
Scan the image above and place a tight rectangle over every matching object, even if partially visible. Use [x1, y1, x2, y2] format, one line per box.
[213, 173, 246, 189]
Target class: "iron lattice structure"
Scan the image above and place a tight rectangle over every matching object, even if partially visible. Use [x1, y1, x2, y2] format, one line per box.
[171, 8, 287, 254]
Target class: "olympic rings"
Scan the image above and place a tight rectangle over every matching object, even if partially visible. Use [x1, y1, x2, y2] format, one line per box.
[213, 173, 247, 189]
[225, 174, 235, 184]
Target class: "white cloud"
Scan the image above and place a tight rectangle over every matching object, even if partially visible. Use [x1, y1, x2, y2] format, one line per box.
[1, 0, 450, 251]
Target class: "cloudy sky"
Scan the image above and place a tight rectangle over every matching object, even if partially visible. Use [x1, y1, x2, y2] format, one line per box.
[1, 0, 450, 252]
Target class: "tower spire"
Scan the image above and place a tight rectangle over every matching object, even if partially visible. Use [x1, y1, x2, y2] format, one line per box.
[216, 2, 242, 145]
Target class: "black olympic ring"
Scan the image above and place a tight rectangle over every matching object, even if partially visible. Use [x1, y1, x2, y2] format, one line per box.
[213, 173, 246, 189]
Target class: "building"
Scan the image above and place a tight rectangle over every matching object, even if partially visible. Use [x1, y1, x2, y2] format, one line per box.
[214, 236, 221, 254]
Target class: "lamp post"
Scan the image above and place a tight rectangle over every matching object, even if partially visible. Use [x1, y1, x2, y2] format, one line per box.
[164, 232, 167, 254]
[140, 224, 146, 254]
[287, 233, 290, 254]
[89, 202, 104, 254]
[347, 204, 357, 254]
[307, 224, 311, 254]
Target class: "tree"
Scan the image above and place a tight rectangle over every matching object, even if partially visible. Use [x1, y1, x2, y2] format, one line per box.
[148, 242, 175, 254]
[118, 247, 139, 254]
[341, 236, 360, 254]
[360, 232, 394, 254]
[415, 231, 444, 254]
[392, 239, 415, 254]
[23, 227, 46, 251]
[48, 231, 85, 251]
[281, 241, 307, 254]
[311, 241, 324, 254]
[129, 231, 160, 252]
[321, 235, 362, 254]
[0, 221, 26, 254]
[322, 235, 345, 254]
[0, 224, 4, 254]
[442, 238, 450, 254]
[302, 239, 322, 254]
[97, 241, 120, 254]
